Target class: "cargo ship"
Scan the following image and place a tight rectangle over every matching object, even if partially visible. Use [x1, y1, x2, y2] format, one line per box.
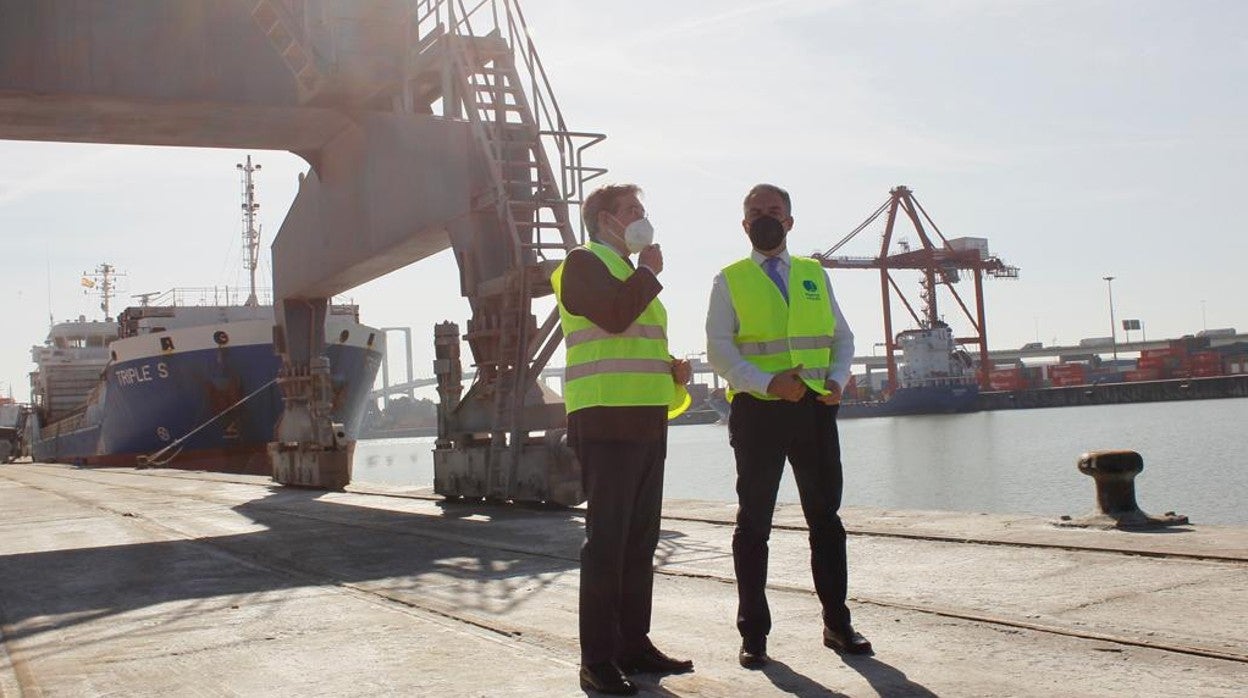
[23, 159, 383, 473]
[840, 323, 979, 419]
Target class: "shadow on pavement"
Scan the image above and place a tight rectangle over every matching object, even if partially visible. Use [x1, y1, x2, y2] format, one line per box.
[843, 654, 938, 697]
[0, 487, 584, 653]
[760, 659, 849, 697]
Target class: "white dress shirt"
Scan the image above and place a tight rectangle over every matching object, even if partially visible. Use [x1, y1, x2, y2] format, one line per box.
[706, 249, 856, 396]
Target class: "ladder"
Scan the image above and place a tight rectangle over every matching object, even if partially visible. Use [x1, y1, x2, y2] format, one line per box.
[247, 0, 324, 101]
[445, 29, 579, 497]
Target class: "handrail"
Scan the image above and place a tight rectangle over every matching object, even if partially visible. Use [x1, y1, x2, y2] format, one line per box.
[125, 286, 276, 308]
[117, 286, 358, 310]
[409, 0, 604, 218]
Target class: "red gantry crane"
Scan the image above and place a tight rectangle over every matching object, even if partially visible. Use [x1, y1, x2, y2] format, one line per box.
[812, 186, 1018, 392]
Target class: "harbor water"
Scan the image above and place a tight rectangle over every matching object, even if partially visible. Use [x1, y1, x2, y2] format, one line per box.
[355, 398, 1248, 525]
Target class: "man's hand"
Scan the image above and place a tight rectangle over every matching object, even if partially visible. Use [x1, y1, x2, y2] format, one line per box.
[638, 243, 663, 275]
[766, 364, 807, 402]
[671, 358, 692, 385]
[817, 379, 842, 405]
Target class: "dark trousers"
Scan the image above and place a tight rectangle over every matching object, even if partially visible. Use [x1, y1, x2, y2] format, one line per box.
[729, 392, 850, 640]
[573, 433, 667, 665]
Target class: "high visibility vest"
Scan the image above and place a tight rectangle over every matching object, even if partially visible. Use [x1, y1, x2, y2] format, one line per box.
[552, 241, 690, 418]
[722, 255, 836, 402]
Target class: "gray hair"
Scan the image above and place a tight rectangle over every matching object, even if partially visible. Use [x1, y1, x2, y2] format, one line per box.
[583, 183, 642, 239]
[743, 183, 792, 215]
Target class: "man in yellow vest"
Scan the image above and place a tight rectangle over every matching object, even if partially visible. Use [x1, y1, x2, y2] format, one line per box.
[706, 183, 870, 668]
[552, 183, 693, 695]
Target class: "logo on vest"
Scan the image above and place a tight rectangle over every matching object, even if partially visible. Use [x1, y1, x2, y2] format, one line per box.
[802, 279, 821, 300]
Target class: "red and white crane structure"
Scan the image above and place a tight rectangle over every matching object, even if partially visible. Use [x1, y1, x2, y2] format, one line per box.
[812, 186, 1018, 391]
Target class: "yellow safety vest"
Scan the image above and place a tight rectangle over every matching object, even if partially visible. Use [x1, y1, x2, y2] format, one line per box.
[552, 241, 690, 418]
[722, 255, 836, 401]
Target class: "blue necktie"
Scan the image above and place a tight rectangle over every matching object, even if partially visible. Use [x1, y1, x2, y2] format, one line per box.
[763, 256, 788, 302]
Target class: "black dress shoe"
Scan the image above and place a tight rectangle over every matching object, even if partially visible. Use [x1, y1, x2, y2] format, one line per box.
[579, 662, 637, 695]
[823, 625, 873, 655]
[618, 644, 694, 675]
[738, 636, 768, 668]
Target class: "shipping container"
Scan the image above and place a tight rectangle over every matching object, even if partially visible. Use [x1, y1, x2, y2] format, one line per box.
[987, 365, 1026, 391]
[1124, 368, 1161, 382]
[1140, 348, 1176, 360]
[1190, 351, 1222, 366]
[1136, 356, 1165, 370]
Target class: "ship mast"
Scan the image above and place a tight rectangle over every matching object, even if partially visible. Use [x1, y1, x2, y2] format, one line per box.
[237, 155, 262, 307]
[82, 263, 123, 321]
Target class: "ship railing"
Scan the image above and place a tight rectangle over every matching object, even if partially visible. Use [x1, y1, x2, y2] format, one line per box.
[126, 287, 356, 311]
[899, 375, 978, 389]
[129, 287, 276, 308]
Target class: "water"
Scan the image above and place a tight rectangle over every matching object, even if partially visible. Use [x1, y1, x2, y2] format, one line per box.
[354, 398, 1248, 525]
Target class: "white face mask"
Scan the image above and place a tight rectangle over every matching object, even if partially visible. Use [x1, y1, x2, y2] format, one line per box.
[619, 216, 655, 254]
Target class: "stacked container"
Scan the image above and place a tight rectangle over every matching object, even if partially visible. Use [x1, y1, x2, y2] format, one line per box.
[1049, 362, 1088, 387]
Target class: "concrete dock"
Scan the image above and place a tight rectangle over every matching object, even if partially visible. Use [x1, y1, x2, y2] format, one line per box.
[1, 462, 1245, 696]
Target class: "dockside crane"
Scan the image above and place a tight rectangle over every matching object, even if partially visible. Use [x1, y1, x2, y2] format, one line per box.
[812, 186, 1018, 391]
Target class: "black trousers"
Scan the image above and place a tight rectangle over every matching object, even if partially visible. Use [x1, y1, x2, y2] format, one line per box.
[573, 432, 667, 665]
[729, 392, 850, 640]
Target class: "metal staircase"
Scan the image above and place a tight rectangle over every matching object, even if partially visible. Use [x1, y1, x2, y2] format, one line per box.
[411, 0, 605, 504]
[247, 0, 325, 102]
[447, 31, 577, 497]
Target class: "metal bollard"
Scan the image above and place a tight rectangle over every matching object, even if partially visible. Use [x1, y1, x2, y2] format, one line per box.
[1057, 449, 1189, 529]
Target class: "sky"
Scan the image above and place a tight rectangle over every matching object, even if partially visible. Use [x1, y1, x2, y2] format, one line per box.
[2, 0, 1246, 400]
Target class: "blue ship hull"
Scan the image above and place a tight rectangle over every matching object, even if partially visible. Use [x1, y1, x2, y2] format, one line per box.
[839, 384, 980, 419]
[31, 336, 381, 474]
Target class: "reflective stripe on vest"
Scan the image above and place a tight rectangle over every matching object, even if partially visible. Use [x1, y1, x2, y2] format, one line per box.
[565, 324, 667, 348]
[736, 336, 835, 356]
[564, 357, 673, 382]
[552, 241, 686, 417]
[722, 255, 836, 402]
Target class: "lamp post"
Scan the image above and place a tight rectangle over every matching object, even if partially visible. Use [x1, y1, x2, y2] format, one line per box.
[1103, 276, 1118, 363]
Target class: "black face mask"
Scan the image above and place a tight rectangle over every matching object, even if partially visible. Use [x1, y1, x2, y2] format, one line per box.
[748, 215, 786, 251]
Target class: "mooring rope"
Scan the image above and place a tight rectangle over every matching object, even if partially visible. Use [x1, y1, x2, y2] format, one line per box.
[140, 377, 279, 467]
